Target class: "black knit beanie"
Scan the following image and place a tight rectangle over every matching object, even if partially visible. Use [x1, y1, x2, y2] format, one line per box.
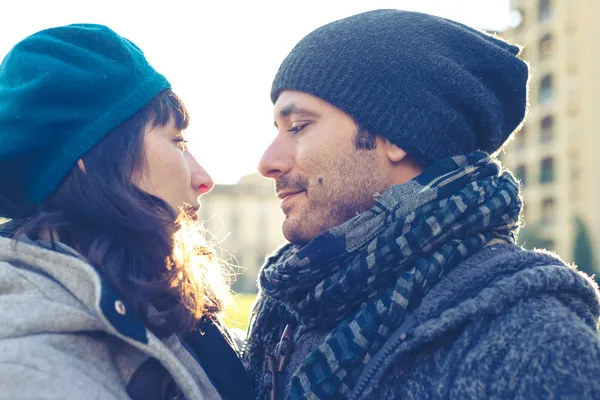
[271, 10, 529, 166]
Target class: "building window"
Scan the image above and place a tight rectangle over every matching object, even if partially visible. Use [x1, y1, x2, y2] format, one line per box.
[516, 165, 527, 186]
[541, 198, 555, 225]
[540, 157, 554, 184]
[539, 75, 553, 104]
[540, 116, 554, 143]
[539, 0, 552, 22]
[539, 33, 553, 61]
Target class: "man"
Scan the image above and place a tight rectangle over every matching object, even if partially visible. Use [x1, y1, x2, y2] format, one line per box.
[243, 10, 600, 400]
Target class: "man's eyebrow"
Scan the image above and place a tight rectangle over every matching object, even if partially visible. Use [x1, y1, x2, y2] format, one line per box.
[274, 103, 320, 128]
[278, 103, 320, 118]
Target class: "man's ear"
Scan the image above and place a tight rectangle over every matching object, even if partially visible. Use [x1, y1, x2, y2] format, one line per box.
[385, 141, 408, 163]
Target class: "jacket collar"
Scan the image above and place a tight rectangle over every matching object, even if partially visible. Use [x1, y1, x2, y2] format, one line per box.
[0, 236, 148, 343]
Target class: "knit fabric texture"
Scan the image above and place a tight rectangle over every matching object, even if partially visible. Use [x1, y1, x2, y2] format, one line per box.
[271, 9, 529, 166]
[355, 244, 600, 400]
[245, 242, 600, 400]
[0, 24, 170, 213]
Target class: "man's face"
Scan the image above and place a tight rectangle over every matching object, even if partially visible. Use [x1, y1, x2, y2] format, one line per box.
[258, 91, 391, 245]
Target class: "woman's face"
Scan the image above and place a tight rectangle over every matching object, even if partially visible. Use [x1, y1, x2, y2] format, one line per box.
[134, 118, 214, 216]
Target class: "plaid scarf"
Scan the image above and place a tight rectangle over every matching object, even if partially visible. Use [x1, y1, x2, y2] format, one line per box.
[244, 152, 522, 399]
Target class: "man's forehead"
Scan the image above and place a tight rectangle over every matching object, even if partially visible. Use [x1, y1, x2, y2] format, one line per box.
[274, 91, 325, 118]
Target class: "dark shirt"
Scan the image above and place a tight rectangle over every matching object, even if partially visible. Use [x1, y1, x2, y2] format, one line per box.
[185, 318, 255, 400]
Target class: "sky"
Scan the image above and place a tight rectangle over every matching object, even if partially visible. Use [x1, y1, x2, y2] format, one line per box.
[1, 0, 514, 183]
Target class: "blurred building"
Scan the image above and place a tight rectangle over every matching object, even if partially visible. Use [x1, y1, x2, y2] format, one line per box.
[500, 0, 600, 267]
[199, 173, 285, 292]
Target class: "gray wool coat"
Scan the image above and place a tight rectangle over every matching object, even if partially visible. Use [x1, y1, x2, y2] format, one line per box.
[256, 244, 600, 400]
[0, 236, 223, 400]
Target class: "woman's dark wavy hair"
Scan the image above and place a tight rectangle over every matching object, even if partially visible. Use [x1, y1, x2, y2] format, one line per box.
[0, 89, 230, 337]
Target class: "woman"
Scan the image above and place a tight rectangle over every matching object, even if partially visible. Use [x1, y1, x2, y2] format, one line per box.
[0, 24, 254, 400]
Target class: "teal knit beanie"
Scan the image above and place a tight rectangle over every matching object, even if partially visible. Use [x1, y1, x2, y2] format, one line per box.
[0, 24, 170, 215]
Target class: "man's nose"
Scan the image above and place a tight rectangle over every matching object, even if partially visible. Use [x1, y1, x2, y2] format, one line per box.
[258, 137, 293, 180]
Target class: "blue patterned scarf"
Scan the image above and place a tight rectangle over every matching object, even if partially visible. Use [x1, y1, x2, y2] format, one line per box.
[244, 152, 522, 399]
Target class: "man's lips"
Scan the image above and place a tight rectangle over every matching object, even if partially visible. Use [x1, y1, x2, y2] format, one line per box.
[277, 190, 304, 207]
[277, 190, 304, 200]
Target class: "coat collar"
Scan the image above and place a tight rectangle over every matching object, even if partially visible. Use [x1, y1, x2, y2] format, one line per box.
[0, 236, 148, 343]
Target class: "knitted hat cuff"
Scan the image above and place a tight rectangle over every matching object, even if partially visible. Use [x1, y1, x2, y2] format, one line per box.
[272, 54, 466, 166]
